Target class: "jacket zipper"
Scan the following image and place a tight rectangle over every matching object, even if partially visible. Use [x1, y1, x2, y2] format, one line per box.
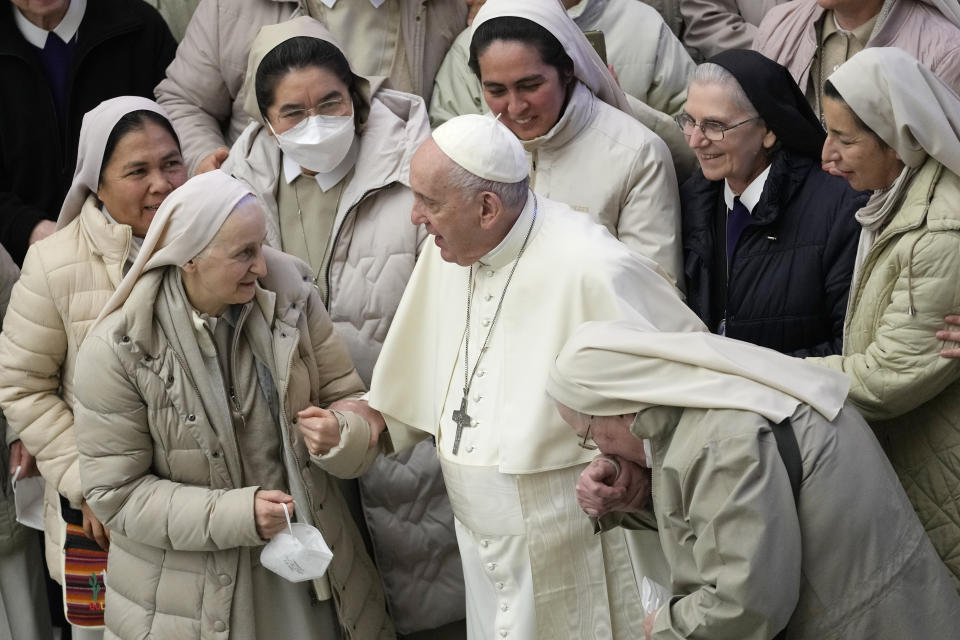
[227, 304, 253, 430]
[323, 184, 392, 307]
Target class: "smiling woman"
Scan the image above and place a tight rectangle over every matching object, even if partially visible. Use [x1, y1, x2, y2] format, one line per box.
[678, 50, 865, 357]
[464, 0, 687, 289]
[0, 96, 186, 636]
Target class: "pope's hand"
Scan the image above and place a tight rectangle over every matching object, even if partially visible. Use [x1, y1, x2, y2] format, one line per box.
[327, 398, 386, 449]
[577, 455, 651, 517]
[297, 406, 341, 456]
[254, 490, 294, 540]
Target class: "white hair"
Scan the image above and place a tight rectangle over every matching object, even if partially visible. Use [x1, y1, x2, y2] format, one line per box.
[690, 63, 758, 118]
[446, 161, 530, 212]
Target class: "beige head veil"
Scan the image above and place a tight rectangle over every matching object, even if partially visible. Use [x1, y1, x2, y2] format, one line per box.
[470, 0, 632, 115]
[547, 321, 850, 424]
[95, 170, 254, 324]
[57, 96, 172, 230]
[239, 16, 373, 125]
[828, 47, 960, 176]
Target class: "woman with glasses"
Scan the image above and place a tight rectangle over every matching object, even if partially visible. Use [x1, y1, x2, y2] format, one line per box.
[221, 17, 466, 637]
[678, 49, 866, 356]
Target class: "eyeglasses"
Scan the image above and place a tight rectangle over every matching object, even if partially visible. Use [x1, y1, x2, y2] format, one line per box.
[674, 113, 760, 141]
[275, 97, 347, 125]
[578, 415, 598, 450]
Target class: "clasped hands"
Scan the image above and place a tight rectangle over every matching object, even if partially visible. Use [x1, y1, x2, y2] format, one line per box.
[295, 399, 386, 457]
[576, 454, 652, 518]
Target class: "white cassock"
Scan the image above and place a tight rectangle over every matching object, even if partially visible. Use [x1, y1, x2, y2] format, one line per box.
[367, 192, 705, 640]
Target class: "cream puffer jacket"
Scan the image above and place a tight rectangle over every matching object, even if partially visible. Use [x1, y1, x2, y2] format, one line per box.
[155, 0, 467, 174]
[73, 248, 392, 639]
[0, 197, 133, 582]
[808, 158, 960, 584]
[524, 82, 685, 288]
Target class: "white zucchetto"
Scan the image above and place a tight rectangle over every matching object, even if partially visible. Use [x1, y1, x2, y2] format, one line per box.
[432, 113, 528, 184]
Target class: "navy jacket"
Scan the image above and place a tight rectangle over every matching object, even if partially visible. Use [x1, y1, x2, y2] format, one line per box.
[681, 149, 868, 356]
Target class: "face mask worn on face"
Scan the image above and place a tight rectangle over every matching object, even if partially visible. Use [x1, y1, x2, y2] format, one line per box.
[270, 114, 355, 174]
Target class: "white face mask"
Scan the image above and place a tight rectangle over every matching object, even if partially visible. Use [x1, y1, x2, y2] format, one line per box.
[260, 504, 333, 583]
[269, 113, 355, 174]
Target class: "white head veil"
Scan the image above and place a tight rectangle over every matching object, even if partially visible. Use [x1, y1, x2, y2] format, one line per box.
[57, 97, 172, 230]
[547, 321, 849, 423]
[470, 0, 632, 115]
[828, 47, 960, 176]
[95, 170, 254, 324]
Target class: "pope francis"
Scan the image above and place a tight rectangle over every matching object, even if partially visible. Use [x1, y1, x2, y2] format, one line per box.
[310, 114, 705, 639]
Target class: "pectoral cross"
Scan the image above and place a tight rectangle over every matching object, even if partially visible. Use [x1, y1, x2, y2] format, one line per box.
[451, 394, 475, 455]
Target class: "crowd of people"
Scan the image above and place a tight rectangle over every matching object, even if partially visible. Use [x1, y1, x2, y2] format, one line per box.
[2, 0, 960, 639]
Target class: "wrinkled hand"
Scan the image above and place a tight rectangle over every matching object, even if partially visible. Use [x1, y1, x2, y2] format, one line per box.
[28, 220, 56, 245]
[937, 315, 960, 358]
[576, 455, 651, 517]
[195, 147, 230, 174]
[327, 398, 386, 449]
[81, 500, 110, 551]
[254, 489, 294, 540]
[8, 440, 39, 479]
[297, 406, 342, 456]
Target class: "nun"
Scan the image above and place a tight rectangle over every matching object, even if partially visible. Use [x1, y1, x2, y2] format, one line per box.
[72, 170, 392, 639]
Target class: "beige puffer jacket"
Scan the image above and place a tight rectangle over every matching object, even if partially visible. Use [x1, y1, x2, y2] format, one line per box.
[73, 248, 392, 639]
[155, 0, 467, 174]
[753, 0, 960, 97]
[0, 197, 133, 582]
[808, 159, 960, 584]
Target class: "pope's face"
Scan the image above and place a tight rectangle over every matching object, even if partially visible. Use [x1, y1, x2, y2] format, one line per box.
[410, 139, 487, 266]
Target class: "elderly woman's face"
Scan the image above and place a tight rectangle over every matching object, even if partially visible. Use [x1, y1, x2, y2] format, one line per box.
[821, 96, 904, 192]
[556, 403, 647, 464]
[682, 82, 776, 194]
[478, 40, 568, 141]
[97, 122, 187, 238]
[182, 199, 268, 317]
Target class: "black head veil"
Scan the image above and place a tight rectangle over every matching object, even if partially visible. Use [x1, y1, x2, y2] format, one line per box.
[707, 49, 825, 159]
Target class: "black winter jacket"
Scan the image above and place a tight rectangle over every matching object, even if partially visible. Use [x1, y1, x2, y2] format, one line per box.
[680, 149, 868, 356]
[0, 0, 176, 265]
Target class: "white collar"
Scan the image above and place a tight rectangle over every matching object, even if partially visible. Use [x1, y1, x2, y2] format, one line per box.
[281, 136, 359, 192]
[318, 0, 388, 7]
[723, 164, 771, 214]
[13, 0, 86, 49]
[479, 191, 537, 270]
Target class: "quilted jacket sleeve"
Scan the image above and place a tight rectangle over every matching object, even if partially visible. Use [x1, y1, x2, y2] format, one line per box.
[74, 335, 263, 551]
[0, 245, 83, 506]
[154, 0, 234, 174]
[681, 0, 758, 58]
[809, 231, 960, 422]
